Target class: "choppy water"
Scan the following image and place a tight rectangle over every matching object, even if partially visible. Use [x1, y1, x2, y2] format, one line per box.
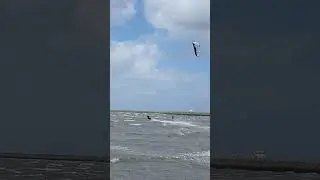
[110, 111, 320, 180]
[0, 112, 319, 179]
[110, 111, 210, 180]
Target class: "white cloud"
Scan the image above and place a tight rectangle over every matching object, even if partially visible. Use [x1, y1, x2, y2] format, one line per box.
[144, 0, 210, 43]
[111, 0, 136, 26]
[111, 40, 192, 88]
[110, 40, 163, 80]
[110, 0, 210, 112]
[110, 40, 209, 111]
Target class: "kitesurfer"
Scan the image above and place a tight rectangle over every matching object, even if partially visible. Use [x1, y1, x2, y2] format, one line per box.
[192, 41, 200, 57]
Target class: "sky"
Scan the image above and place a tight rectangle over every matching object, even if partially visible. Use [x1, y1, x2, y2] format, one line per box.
[110, 0, 210, 112]
[212, 1, 320, 160]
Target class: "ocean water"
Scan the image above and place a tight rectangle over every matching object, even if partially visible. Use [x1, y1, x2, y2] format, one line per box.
[0, 112, 318, 179]
[110, 111, 210, 180]
[110, 111, 320, 180]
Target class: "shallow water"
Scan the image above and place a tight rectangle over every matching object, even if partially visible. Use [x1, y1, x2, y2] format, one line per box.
[0, 112, 318, 179]
[110, 111, 320, 180]
[110, 111, 210, 180]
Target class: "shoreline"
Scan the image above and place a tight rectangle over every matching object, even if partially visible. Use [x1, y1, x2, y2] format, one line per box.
[111, 110, 210, 116]
[211, 158, 320, 174]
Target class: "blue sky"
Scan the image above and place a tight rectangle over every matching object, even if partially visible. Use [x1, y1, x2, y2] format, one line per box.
[110, 0, 210, 112]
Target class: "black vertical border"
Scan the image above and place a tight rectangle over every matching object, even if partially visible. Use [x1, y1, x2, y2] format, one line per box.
[104, 0, 111, 178]
[210, 0, 320, 177]
[106, 0, 111, 178]
[0, 0, 110, 178]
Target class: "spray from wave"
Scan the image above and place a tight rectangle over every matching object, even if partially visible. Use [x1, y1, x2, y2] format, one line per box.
[111, 145, 209, 168]
[150, 119, 209, 130]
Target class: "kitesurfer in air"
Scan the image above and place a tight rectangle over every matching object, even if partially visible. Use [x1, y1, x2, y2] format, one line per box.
[192, 41, 200, 57]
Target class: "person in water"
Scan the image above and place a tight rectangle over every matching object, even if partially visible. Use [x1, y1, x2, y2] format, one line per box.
[147, 115, 151, 120]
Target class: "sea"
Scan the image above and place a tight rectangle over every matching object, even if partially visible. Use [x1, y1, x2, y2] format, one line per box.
[0, 112, 319, 179]
[110, 111, 320, 180]
[110, 111, 210, 180]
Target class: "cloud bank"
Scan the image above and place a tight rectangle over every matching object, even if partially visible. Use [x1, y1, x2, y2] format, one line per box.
[110, 0, 210, 112]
